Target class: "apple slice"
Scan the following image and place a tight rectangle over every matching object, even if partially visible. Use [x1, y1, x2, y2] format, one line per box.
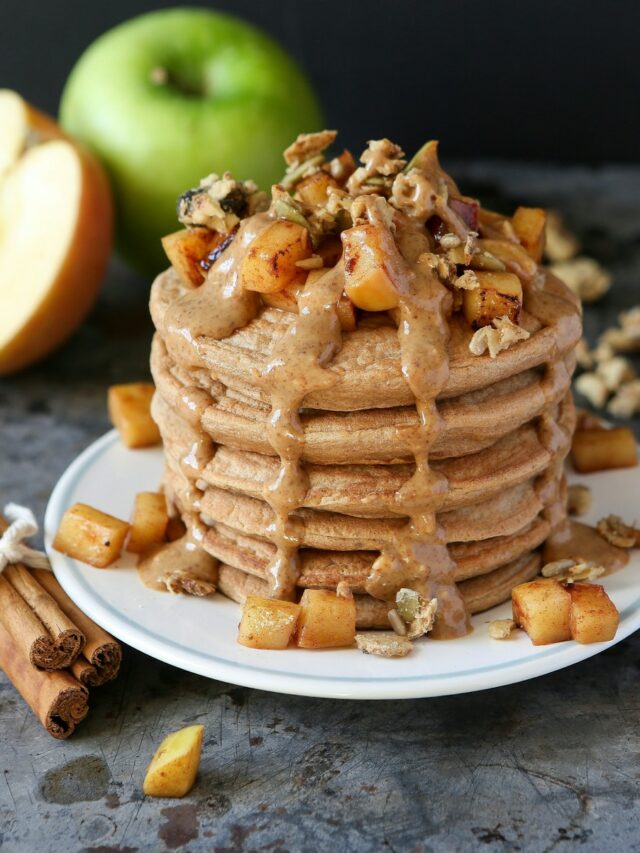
[0, 91, 112, 375]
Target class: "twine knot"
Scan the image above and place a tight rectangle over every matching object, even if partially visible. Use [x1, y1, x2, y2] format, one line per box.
[0, 503, 51, 573]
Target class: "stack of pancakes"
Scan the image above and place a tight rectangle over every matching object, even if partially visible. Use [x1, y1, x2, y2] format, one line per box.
[149, 261, 581, 629]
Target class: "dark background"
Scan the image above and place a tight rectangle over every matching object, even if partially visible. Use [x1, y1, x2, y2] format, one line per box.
[1, 0, 639, 164]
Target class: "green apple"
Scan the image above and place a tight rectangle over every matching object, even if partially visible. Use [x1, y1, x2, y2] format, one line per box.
[60, 7, 323, 272]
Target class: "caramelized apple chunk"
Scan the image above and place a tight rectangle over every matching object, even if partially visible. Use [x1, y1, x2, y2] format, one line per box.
[238, 596, 300, 650]
[571, 427, 637, 473]
[53, 502, 129, 568]
[567, 583, 619, 644]
[161, 228, 226, 286]
[512, 578, 572, 645]
[108, 383, 160, 449]
[511, 206, 547, 263]
[296, 589, 356, 649]
[342, 221, 404, 311]
[240, 220, 311, 293]
[127, 492, 169, 554]
[463, 271, 523, 328]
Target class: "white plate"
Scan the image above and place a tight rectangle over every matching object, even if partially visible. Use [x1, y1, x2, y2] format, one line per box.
[44, 430, 640, 700]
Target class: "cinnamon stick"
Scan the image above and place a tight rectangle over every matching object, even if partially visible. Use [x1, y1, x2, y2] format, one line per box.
[33, 570, 122, 687]
[0, 618, 89, 739]
[0, 565, 84, 670]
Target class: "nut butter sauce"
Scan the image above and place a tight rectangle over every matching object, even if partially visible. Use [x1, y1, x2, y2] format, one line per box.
[364, 217, 470, 638]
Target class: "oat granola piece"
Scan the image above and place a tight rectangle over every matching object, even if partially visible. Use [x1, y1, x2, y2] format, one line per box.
[454, 270, 480, 291]
[177, 173, 265, 232]
[469, 316, 530, 359]
[355, 632, 413, 658]
[600, 307, 640, 354]
[549, 257, 611, 303]
[284, 130, 337, 167]
[347, 138, 406, 196]
[607, 379, 640, 419]
[596, 515, 640, 548]
[567, 484, 593, 516]
[406, 597, 438, 640]
[574, 372, 609, 408]
[440, 232, 461, 250]
[488, 619, 517, 640]
[336, 581, 353, 599]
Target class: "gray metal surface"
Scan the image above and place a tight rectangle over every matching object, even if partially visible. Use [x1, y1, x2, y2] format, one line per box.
[1, 163, 639, 853]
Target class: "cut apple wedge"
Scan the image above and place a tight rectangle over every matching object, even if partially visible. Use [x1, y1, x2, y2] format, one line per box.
[0, 90, 113, 375]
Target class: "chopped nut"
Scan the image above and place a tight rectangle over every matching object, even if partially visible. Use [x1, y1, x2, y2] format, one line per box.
[488, 619, 516, 640]
[284, 130, 337, 167]
[596, 515, 640, 548]
[406, 597, 438, 640]
[544, 210, 581, 262]
[395, 587, 420, 622]
[550, 257, 611, 303]
[295, 255, 324, 270]
[463, 230, 478, 264]
[355, 632, 413, 658]
[596, 356, 636, 391]
[439, 232, 461, 250]
[336, 581, 353, 599]
[454, 270, 479, 291]
[575, 338, 594, 370]
[592, 340, 616, 363]
[469, 316, 530, 358]
[574, 372, 609, 408]
[542, 558, 605, 583]
[607, 379, 640, 419]
[600, 308, 640, 354]
[387, 608, 407, 636]
[567, 484, 593, 516]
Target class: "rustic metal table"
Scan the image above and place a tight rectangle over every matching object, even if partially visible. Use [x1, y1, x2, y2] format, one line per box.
[1, 163, 639, 853]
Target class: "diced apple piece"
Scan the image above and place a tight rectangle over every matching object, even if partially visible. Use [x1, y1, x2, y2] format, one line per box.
[240, 220, 311, 293]
[127, 492, 169, 554]
[342, 222, 403, 311]
[143, 724, 204, 798]
[512, 579, 572, 645]
[568, 583, 619, 644]
[571, 427, 637, 473]
[478, 239, 539, 282]
[108, 382, 161, 449]
[511, 207, 547, 263]
[463, 271, 523, 328]
[237, 596, 300, 650]
[295, 171, 338, 207]
[325, 149, 357, 183]
[161, 228, 225, 287]
[53, 502, 129, 568]
[261, 281, 303, 313]
[296, 589, 356, 649]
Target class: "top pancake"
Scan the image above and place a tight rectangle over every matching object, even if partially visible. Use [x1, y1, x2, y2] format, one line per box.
[150, 267, 581, 412]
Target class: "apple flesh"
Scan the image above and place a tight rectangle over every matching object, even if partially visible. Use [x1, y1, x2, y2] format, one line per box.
[0, 91, 113, 375]
[60, 8, 323, 272]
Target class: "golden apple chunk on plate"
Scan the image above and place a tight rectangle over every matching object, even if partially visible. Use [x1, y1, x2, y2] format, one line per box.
[0, 90, 112, 375]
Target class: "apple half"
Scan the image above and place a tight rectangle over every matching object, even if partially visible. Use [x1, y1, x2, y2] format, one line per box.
[0, 90, 113, 375]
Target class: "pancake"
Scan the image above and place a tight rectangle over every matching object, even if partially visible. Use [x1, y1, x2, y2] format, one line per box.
[150, 268, 581, 412]
[151, 334, 575, 462]
[146, 131, 582, 636]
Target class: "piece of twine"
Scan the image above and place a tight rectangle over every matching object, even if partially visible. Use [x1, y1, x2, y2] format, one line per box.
[0, 503, 51, 573]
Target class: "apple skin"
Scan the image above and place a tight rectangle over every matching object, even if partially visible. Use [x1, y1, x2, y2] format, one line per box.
[60, 8, 324, 272]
